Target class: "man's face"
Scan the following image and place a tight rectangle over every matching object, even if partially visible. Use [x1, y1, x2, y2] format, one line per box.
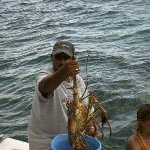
[51, 52, 71, 71]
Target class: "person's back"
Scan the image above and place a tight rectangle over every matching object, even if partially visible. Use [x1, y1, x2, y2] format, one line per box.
[126, 134, 146, 150]
[126, 104, 150, 150]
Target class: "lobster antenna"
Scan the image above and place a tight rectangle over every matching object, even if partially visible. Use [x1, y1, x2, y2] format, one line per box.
[80, 51, 90, 101]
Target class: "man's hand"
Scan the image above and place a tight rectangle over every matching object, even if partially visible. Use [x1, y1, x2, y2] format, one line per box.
[85, 120, 97, 137]
[61, 59, 79, 79]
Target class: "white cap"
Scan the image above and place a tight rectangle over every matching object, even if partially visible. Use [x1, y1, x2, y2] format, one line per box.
[52, 41, 75, 57]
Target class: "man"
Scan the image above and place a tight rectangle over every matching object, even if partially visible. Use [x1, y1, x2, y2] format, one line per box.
[28, 41, 96, 150]
[126, 104, 150, 150]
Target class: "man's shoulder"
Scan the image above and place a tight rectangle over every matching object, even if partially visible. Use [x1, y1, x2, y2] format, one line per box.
[76, 75, 87, 88]
[76, 74, 84, 80]
[35, 65, 53, 81]
[38, 65, 53, 75]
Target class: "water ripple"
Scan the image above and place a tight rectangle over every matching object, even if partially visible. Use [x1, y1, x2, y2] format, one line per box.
[0, 0, 150, 149]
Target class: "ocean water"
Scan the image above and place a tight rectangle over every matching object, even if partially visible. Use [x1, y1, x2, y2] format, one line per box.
[0, 0, 150, 149]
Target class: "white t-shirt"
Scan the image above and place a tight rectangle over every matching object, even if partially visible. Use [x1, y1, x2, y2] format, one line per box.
[28, 65, 88, 149]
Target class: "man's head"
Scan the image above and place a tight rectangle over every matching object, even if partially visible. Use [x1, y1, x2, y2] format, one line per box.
[52, 41, 75, 57]
[136, 104, 150, 134]
[51, 41, 75, 71]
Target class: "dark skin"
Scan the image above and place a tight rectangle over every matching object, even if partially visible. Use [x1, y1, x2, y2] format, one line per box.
[38, 53, 96, 136]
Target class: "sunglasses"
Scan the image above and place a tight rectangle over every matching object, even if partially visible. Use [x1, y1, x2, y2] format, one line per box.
[54, 53, 71, 60]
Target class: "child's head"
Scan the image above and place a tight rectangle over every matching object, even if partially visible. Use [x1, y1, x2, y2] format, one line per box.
[136, 104, 150, 134]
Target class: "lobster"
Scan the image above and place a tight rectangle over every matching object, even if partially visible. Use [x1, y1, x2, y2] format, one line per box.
[66, 56, 111, 150]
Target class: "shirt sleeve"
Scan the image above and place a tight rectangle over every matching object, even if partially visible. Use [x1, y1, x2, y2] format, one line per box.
[35, 71, 53, 102]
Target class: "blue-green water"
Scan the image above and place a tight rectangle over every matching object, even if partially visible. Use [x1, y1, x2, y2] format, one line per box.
[0, 0, 150, 149]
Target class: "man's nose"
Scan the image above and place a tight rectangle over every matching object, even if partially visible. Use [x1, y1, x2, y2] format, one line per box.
[58, 60, 66, 67]
[60, 59, 66, 64]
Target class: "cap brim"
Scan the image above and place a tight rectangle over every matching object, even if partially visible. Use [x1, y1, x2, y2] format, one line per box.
[52, 49, 73, 57]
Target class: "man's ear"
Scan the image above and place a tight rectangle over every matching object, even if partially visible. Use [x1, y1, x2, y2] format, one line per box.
[137, 119, 144, 126]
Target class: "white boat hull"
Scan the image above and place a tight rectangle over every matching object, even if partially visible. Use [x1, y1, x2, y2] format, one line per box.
[0, 135, 29, 150]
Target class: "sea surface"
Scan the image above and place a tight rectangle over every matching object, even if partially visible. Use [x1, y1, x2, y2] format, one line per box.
[0, 0, 150, 149]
